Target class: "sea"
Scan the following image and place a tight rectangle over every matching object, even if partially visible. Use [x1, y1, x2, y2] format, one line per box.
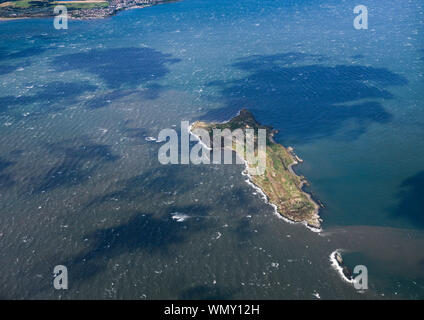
[0, 0, 423, 299]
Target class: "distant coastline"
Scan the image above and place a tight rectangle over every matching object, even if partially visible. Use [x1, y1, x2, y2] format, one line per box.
[0, 0, 179, 20]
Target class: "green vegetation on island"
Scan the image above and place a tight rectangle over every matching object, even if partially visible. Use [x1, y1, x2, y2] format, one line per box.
[191, 109, 322, 229]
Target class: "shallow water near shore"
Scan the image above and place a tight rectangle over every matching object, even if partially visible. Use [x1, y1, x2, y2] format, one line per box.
[0, 0, 424, 299]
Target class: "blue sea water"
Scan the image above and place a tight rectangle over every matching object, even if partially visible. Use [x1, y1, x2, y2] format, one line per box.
[0, 0, 423, 299]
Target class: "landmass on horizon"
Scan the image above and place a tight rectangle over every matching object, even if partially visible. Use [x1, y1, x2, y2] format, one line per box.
[191, 109, 322, 230]
[0, 0, 178, 20]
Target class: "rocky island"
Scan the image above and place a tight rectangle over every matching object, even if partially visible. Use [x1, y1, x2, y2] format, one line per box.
[330, 250, 354, 283]
[0, 0, 177, 20]
[191, 109, 322, 230]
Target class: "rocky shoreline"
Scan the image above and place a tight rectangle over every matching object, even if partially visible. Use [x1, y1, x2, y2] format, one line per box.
[285, 146, 323, 230]
[330, 250, 354, 283]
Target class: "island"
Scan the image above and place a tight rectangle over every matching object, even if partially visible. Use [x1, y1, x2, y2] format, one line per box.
[330, 250, 354, 283]
[0, 0, 178, 20]
[191, 109, 322, 230]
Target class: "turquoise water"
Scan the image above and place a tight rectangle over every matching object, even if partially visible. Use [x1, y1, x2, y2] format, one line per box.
[0, 0, 423, 299]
